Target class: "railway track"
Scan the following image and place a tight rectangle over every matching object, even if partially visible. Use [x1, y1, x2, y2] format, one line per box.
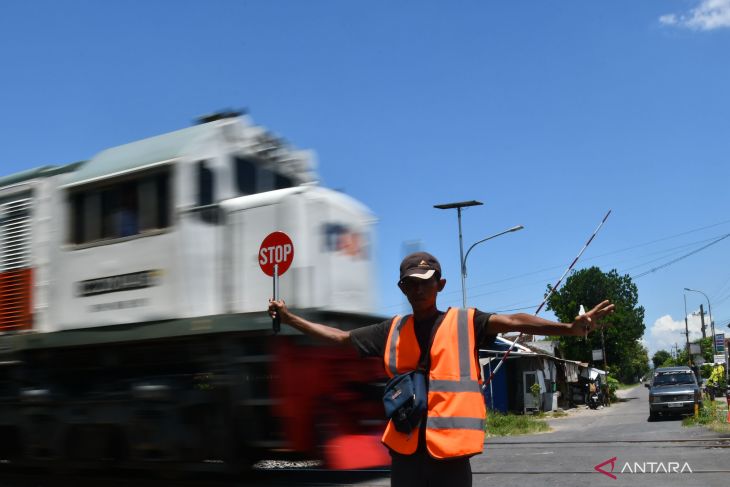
[1, 437, 729, 486]
[486, 437, 730, 447]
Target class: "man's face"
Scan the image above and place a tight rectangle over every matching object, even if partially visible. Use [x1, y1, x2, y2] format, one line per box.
[398, 276, 446, 313]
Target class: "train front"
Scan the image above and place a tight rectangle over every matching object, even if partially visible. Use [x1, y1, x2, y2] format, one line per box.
[0, 113, 389, 472]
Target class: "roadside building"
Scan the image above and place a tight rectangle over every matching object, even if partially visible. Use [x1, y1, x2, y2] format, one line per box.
[480, 337, 589, 413]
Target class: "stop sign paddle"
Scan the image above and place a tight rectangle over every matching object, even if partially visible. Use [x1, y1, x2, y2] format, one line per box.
[259, 231, 294, 334]
[259, 231, 294, 277]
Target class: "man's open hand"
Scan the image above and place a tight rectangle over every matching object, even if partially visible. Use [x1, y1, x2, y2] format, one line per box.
[570, 300, 615, 337]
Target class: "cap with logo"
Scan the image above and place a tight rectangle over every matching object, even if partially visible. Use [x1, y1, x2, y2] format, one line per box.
[399, 252, 442, 281]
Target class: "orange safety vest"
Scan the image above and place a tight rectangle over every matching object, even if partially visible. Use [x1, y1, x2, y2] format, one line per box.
[381, 308, 486, 458]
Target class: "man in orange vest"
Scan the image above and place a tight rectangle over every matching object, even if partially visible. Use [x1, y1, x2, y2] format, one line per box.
[268, 251, 614, 487]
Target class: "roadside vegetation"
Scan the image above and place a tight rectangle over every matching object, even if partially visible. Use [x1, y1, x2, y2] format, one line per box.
[485, 411, 551, 437]
[682, 400, 730, 434]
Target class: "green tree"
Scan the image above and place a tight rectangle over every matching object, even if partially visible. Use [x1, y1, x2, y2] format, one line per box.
[546, 267, 647, 383]
[673, 348, 690, 367]
[663, 338, 711, 369]
[661, 354, 679, 367]
[652, 350, 671, 369]
[625, 341, 651, 381]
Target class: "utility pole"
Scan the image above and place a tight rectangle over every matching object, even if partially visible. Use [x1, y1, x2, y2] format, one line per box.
[699, 304, 707, 340]
[685, 288, 715, 355]
[600, 326, 610, 406]
[684, 294, 692, 366]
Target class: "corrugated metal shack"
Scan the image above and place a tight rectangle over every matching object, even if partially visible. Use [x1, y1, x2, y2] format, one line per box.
[480, 337, 587, 413]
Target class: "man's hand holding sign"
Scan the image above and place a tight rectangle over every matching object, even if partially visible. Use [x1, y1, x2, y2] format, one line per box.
[259, 231, 294, 334]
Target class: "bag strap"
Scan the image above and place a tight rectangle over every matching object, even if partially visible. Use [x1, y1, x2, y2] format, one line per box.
[415, 309, 448, 373]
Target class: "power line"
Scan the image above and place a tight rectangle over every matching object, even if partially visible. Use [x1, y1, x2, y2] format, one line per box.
[619, 236, 725, 273]
[442, 222, 730, 296]
[585, 218, 730, 259]
[492, 304, 541, 313]
[710, 273, 730, 303]
[631, 234, 730, 279]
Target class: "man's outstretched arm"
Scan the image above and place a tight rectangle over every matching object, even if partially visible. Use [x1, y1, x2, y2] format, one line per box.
[487, 300, 615, 336]
[268, 299, 352, 345]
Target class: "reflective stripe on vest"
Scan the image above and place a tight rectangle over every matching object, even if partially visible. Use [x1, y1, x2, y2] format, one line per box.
[381, 308, 486, 458]
[427, 417, 486, 430]
[384, 315, 414, 378]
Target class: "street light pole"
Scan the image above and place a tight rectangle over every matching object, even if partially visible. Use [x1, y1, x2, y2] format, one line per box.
[685, 287, 715, 356]
[457, 206, 466, 308]
[434, 200, 483, 309]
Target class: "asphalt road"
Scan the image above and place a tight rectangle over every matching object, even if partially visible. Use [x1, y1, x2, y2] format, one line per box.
[257, 385, 729, 486]
[1, 386, 726, 486]
[470, 385, 729, 487]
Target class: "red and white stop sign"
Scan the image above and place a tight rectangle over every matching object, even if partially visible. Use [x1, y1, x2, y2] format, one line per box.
[259, 231, 294, 277]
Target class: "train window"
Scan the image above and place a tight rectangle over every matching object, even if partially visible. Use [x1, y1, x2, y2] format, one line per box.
[71, 193, 84, 244]
[257, 167, 275, 192]
[156, 172, 170, 228]
[234, 156, 257, 195]
[100, 187, 117, 238]
[234, 156, 293, 195]
[99, 182, 138, 238]
[275, 172, 293, 190]
[196, 160, 217, 224]
[197, 161, 214, 206]
[69, 169, 171, 245]
[84, 191, 102, 241]
[139, 172, 171, 230]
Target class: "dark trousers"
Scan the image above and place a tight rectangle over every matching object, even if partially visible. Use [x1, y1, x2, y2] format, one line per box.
[390, 450, 472, 487]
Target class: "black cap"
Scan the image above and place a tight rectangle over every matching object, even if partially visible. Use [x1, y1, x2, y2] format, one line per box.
[399, 252, 442, 281]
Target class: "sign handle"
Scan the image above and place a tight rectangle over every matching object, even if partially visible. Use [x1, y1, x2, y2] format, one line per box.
[272, 264, 280, 334]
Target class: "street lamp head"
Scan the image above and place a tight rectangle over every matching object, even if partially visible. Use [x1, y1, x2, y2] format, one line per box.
[434, 200, 483, 210]
[684, 287, 692, 291]
[509, 225, 525, 232]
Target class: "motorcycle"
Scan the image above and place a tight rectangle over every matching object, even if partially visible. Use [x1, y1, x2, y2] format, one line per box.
[586, 382, 601, 410]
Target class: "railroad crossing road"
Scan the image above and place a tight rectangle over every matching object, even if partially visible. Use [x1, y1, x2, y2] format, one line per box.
[253, 386, 730, 487]
[1, 386, 726, 486]
[470, 385, 729, 487]
[255, 385, 729, 486]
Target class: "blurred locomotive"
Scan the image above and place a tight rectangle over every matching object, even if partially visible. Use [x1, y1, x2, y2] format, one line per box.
[0, 112, 389, 472]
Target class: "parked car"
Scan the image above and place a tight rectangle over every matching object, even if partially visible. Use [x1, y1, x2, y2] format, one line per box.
[648, 366, 702, 420]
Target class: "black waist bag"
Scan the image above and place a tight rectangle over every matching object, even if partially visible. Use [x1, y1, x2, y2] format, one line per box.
[383, 370, 427, 434]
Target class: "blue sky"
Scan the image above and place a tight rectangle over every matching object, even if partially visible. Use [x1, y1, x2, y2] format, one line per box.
[2, 1, 729, 357]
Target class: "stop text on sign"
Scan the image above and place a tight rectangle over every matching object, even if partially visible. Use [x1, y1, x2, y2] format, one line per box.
[258, 231, 294, 276]
[260, 244, 292, 266]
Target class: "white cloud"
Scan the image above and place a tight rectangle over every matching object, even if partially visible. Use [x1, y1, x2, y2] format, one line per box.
[646, 312, 707, 357]
[659, 14, 678, 25]
[660, 0, 730, 30]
